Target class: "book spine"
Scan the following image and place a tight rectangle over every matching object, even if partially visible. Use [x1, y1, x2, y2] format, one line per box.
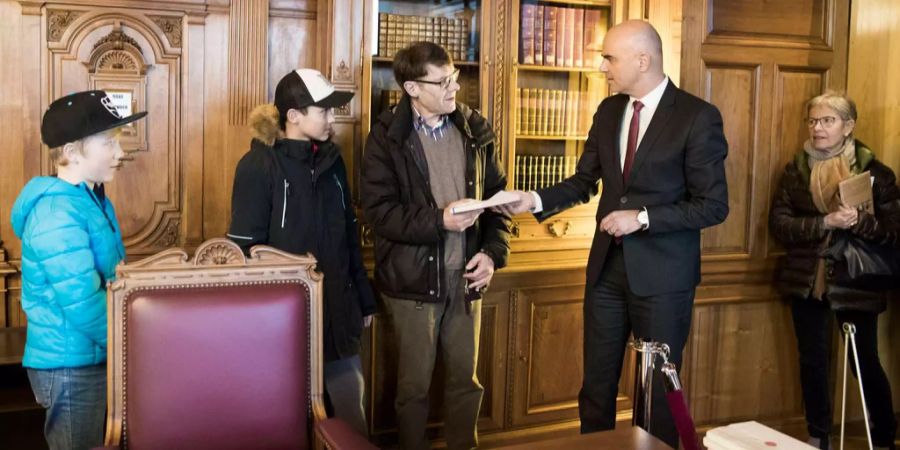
[516, 88, 522, 134]
[528, 88, 537, 135]
[548, 90, 557, 136]
[534, 5, 544, 66]
[543, 6, 556, 66]
[564, 7, 575, 67]
[521, 2, 536, 65]
[555, 90, 564, 136]
[574, 8, 585, 68]
[556, 7, 567, 67]
[583, 9, 597, 68]
[536, 88, 545, 136]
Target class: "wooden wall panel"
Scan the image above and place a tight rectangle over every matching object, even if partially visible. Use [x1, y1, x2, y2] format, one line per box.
[701, 65, 758, 256]
[683, 0, 854, 437]
[0, 0, 321, 325]
[227, 0, 268, 125]
[510, 284, 584, 427]
[201, 12, 231, 241]
[710, 0, 826, 42]
[267, 14, 317, 100]
[684, 299, 803, 424]
[848, 0, 900, 413]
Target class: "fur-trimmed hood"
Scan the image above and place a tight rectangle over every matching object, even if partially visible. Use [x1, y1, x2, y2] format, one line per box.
[249, 104, 284, 146]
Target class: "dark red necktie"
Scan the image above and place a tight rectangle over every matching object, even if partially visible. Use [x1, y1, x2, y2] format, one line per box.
[613, 100, 644, 245]
[622, 100, 644, 184]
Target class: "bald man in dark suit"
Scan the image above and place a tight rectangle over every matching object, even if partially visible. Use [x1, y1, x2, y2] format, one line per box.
[499, 20, 728, 447]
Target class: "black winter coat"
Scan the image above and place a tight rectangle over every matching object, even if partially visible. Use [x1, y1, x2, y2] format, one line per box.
[361, 95, 512, 302]
[769, 142, 900, 312]
[228, 108, 376, 361]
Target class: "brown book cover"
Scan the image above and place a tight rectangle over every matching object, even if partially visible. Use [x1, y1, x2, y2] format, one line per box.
[556, 7, 567, 67]
[516, 88, 522, 134]
[520, 2, 536, 65]
[839, 171, 875, 214]
[558, 90, 566, 135]
[523, 89, 532, 135]
[574, 8, 585, 67]
[543, 6, 557, 66]
[548, 90, 557, 136]
[564, 7, 575, 67]
[534, 5, 544, 65]
[573, 91, 581, 135]
[557, 91, 566, 135]
[583, 9, 600, 68]
[528, 88, 538, 135]
[541, 89, 551, 135]
[536, 89, 545, 135]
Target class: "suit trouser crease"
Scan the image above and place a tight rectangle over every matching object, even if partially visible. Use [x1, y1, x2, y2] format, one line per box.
[579, 245, 694, 448]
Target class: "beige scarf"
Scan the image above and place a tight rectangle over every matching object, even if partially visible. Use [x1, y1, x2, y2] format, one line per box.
[804, 137, 856, 299]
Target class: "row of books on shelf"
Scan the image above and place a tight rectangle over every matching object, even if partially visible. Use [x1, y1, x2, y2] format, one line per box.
[515, 155, 577, 191]
[520, 2, 608, 68]
[516, 88, 587, 137]
[378, 13, 474, 61]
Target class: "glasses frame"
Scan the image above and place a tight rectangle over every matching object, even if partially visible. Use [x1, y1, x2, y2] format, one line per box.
[414, 68, 461, 91]
[806, 115, 840, 128]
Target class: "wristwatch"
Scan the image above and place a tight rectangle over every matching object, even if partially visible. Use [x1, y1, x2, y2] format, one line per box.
[636, 208, 649, 231]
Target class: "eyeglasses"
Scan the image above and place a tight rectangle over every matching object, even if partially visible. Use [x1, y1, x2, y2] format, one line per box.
[414, 68, 460, 91]
[807, 116, 839, 128]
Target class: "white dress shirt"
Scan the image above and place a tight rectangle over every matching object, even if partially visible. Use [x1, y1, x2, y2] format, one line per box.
[618, 76, 669, 170]
[531, 76, 670, 215]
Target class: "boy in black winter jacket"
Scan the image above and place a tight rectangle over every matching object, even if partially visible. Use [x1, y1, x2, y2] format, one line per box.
[228, 69, 375, 436]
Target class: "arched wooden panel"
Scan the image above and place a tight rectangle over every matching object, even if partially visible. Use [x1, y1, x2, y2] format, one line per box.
[46, 10, 184, 255]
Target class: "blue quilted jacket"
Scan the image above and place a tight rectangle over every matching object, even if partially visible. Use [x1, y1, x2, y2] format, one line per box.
[11, 177, 125, 369]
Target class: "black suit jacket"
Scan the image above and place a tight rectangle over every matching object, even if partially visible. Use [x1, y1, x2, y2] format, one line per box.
[536, 81, 729, 296]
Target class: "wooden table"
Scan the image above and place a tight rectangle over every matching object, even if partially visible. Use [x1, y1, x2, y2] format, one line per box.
[491, 426, 672, 450]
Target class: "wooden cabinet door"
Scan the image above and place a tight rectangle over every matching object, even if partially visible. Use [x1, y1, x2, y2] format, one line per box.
[508, 283, 634, 427]
[679, 0, 849, 427]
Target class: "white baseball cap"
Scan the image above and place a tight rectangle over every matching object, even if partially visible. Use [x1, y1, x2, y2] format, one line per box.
[274, 68, 354, 112]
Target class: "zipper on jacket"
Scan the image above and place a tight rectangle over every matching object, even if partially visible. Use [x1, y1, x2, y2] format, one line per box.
[83, 185, 115, 233]
[333, 174, 346, 210]
[281, 179, 290, 228]
[436, 243, 442, 300]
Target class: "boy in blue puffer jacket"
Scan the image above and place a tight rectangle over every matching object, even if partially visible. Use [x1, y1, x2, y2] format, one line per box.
[11, 90, 146, 450]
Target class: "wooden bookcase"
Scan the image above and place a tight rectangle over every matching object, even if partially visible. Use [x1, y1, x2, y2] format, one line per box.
[361, 0, 489, 137]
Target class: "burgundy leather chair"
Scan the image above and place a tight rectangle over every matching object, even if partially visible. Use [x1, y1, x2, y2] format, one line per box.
[99, 238, 376, 450]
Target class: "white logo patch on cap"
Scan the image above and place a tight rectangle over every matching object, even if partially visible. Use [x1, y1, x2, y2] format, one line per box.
[295, 69, 336, 102]
[101, 95, 123, 119]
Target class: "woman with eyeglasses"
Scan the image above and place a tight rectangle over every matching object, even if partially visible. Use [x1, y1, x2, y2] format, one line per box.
[769, 91, 900, 450]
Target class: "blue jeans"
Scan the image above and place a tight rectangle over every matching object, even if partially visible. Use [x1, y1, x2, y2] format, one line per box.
[26, 363, 106, 450]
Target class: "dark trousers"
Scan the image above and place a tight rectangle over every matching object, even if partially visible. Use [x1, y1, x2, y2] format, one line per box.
[383, 269, 483, 450]
[791, 297, 897, 447]
[579, 245, 694, 448]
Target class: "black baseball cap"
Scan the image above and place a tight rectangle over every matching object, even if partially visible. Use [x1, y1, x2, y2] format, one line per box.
[274, 69, 354, 115]
[41, 90, 147, 148]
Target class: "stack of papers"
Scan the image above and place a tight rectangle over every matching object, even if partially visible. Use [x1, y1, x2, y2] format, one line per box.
[703, 421, 816, 450]
[451, 191, 521, 214]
